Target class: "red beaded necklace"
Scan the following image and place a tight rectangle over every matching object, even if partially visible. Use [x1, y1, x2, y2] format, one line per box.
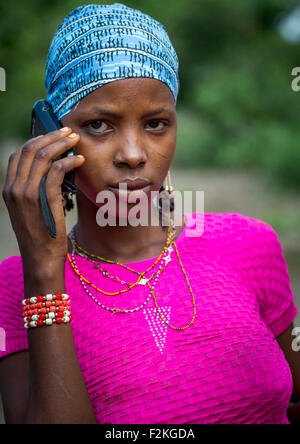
[67, 217, 197, 331]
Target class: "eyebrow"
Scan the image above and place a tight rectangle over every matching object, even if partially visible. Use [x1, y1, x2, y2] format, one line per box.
[143, 108, 174, 118]
[78, 107, 174, 118]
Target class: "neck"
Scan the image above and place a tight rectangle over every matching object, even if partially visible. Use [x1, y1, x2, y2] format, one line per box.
[69, 190, 184, 264]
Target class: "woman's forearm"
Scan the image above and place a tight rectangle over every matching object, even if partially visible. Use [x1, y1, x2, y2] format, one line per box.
[23, 263, 97, 424]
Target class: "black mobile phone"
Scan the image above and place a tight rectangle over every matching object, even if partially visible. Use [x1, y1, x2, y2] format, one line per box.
[30, 100, 78, 238]
[31, 100, 77, 195]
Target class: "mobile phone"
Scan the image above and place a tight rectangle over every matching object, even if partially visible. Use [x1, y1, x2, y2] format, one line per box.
[30, 100, 77, 195]
[30, 100, 78, 238]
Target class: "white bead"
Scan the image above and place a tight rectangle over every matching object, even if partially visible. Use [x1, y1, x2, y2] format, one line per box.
[62, 294, 69, 300]
[64, 310, 71, 317]
[32, 315, 39, 321]
[24, 317, 28, 323]
[30, 321, 37, 328]
[30, 297, 37, 304]
[62, 316, 70, 323]
[48, 312, 55, 319]
[22, 300, 26, 306]
[45, 318, 53, 326]
[46, 294, 53, 301]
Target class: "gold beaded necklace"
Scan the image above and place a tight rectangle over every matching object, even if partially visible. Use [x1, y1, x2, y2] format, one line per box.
[67, 222, 174, 295]
[67, 217, 197, 330]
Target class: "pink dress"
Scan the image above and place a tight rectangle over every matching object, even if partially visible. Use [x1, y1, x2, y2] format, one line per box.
[0, 212, 298, 424]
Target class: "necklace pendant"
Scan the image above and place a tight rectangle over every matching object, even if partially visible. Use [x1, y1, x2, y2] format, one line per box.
[166, 245, 173, 254]
[139, 278, 148, 286]
[164, 255, 172, 264]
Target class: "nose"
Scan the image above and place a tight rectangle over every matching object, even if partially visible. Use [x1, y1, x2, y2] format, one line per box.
[113, 132, 147, 169]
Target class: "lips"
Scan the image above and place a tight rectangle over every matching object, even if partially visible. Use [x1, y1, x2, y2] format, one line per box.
[108, 179, 152, 203]
[108, 179, 151, 190]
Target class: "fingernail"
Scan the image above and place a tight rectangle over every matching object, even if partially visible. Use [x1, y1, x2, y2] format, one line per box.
[68, 133, 78, 138]
[76, 154, 85, 160]
[60, 127, 70, 132]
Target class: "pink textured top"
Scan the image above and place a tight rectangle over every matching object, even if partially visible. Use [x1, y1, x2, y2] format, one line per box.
[0, 212, 298, 424]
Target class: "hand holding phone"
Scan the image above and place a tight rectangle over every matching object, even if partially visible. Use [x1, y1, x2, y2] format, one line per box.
[30, 100, 78, 238]
[2, 128, 85, 271]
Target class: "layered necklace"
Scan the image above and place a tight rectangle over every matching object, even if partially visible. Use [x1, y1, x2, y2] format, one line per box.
[67, 217, 197, 331]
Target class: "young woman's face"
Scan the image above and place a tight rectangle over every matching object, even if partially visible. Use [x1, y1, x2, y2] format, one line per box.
[61, 77, 177, 212]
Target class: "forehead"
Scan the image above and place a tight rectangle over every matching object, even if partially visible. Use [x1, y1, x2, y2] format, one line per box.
[73, 78, 175, 111]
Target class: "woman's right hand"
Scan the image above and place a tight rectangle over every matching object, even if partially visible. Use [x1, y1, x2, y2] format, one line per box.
[1, 127, 85, 275]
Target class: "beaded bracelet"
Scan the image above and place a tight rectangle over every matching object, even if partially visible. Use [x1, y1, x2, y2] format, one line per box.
[24, 310, 71, 328]
[23, 300, 70, 312]
[22, 293, 69, 306]
[24, 314, 72, 329]
[24, 311, 71, 323]
[22, 293, 72, 329]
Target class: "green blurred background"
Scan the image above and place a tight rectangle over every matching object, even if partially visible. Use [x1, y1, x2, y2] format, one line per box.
[0, 0, 299, 307]
[0, 0, 300, 423]
[1, 0, 300, 188]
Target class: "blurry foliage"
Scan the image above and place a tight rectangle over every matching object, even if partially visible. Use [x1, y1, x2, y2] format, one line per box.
[1, 0, 300, 190]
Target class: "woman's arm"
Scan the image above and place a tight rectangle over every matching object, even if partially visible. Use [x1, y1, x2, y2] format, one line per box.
[0, 264, 97, 424]
[276, 322, 300, 423]
[0, 352, 29, 424]
[23, 264, 97, 424]
[1, 128, 97, 424]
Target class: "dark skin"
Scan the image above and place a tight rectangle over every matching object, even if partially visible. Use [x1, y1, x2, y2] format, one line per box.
[62, 77, 182, 263]
[0, 77, 299, 423]
[0, 78, 182, 424]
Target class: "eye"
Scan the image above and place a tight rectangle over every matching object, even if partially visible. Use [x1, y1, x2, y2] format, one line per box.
[145, 120, 169, 131]
[85, 120, 112, 134]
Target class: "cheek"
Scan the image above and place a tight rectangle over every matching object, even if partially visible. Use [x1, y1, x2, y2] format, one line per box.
[149, 151, 176, 193]
[153, 126, 176, 155]
[149, 132, 176, 168]
[75, 135, 111, 171]
[73, 145, 110, 198]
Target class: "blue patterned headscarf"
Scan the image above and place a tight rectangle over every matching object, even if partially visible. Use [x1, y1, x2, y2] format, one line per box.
[45, 3, 180, 120]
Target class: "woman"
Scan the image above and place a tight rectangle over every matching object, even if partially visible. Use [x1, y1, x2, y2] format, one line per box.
[0, 3, 299, 424]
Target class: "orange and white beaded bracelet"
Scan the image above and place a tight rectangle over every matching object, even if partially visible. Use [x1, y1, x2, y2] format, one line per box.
[22, 293, 72, 329]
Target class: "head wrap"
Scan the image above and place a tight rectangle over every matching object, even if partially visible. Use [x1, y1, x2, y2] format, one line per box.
[45, 3, 180, 120]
